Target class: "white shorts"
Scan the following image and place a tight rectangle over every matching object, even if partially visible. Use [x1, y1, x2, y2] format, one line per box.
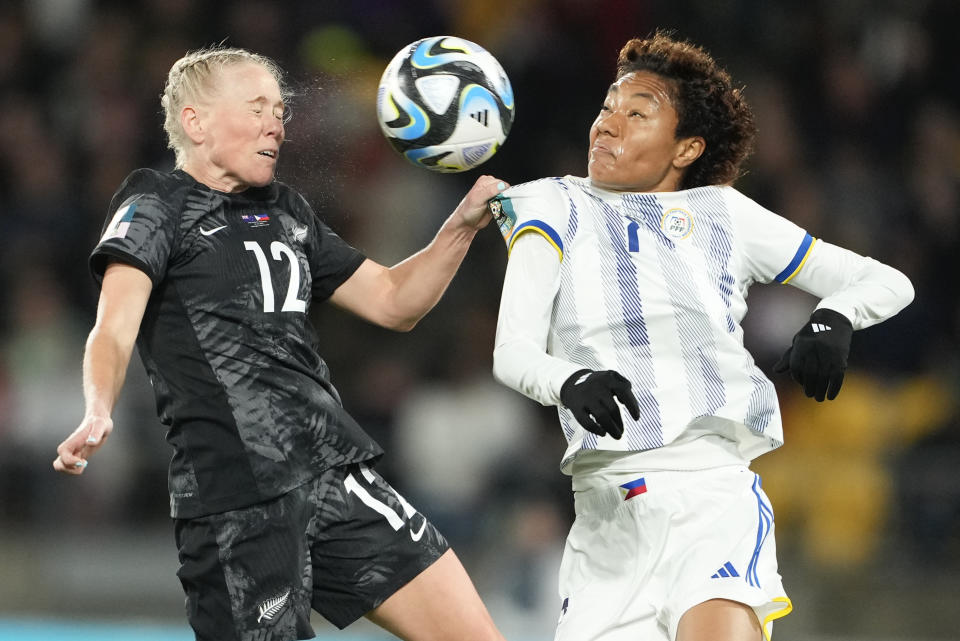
[555, 465, 792, 641]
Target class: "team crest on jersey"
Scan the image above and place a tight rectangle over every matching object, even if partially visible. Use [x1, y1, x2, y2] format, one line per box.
[292, 224, 308, 243]
[256, 588, 291, 623]
[660, 208, 693, 240]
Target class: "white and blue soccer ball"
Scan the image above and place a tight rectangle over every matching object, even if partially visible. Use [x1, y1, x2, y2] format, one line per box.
[376, 36, 515, 173]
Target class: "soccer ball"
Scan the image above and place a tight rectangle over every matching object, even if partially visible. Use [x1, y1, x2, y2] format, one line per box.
[376, 36, 515, 173]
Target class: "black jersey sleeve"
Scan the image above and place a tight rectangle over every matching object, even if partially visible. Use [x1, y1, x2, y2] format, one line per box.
[294, 193, 366, 301]
[90, 169, 179, 287]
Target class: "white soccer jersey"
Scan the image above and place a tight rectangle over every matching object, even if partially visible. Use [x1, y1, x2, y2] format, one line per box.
[491, 176, 913, 471]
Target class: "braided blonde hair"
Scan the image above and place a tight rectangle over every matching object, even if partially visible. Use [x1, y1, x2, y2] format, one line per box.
[161, 46, 288, 168]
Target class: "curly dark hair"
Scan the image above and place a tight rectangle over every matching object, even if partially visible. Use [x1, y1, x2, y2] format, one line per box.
[616, 31, 756, 189]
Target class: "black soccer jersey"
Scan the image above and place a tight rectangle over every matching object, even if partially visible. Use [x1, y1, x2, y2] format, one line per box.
[91, 169, 383, 518]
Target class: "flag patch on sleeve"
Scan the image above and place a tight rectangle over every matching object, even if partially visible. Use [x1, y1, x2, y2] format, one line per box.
[101, 202, 138, 241]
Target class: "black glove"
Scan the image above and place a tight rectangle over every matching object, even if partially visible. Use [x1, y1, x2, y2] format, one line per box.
[773, 308, 853, 402]
[560, 369, 641, 439]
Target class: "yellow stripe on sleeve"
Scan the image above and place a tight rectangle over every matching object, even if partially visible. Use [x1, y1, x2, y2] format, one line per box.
[780, 237, 817, 284]
[507, 226, 563, 262]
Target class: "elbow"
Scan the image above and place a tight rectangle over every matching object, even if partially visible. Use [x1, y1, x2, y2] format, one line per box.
[493, 343, 529, 396]
[901, 273, 916, 308]
[394, 318, 418, 333]
[381, 313, 419, 332]
[369, 294, 422, 332]
[491, 345, 512, 387]
[891, 266, 916, 310]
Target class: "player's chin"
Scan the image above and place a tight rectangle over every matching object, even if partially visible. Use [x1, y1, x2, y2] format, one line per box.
[588, 151, 615, 169]
[246, 170, 276, 188]
[588, 160, 620, 189]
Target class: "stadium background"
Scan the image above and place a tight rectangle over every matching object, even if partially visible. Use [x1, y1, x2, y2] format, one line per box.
[0, 1, 957, 640]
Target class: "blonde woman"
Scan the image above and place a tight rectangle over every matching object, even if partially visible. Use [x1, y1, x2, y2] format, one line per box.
[54, 46, 508, 641]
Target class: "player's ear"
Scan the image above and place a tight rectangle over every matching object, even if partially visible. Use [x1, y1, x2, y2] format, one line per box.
[673, 136, 705, 169]
[181, 106, 204, 144]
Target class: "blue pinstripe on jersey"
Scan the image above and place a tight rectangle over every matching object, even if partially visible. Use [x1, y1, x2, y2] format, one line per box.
[554, 182, 602, 444]
[664, 188, 778, 434]
[745, 373, 778, 436]
[596, 194, 664, 449]
[681, 192, 777, 434]
[535, 179, 787, 466]
[623, 193, 726, 421]
[688, 188, 737, 334]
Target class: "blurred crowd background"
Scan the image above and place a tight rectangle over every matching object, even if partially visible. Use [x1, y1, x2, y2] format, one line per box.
[0, 1, 957, 640]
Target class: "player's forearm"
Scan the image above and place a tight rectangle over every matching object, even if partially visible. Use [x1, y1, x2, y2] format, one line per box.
[816, 262, 914, 329]
[793, 242, 915, 329]
[385, 215, 478, 329]
[82, 326, 135, 419]
[493, 338, 582, 406]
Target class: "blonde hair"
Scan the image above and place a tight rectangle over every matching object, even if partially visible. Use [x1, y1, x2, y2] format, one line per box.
[161, 46, 288, 168]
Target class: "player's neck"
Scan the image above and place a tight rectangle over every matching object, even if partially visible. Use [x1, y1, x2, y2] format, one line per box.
[181, 161, 250, 194]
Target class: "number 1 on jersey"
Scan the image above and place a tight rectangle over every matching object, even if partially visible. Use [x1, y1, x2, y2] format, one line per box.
[244, 241, 308, 313]
[626, 221, 640, 252]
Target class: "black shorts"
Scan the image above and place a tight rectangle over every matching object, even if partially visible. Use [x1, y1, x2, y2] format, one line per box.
[174, 462, 450, 641]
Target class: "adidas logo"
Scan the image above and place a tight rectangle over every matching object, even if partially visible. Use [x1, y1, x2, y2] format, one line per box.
[469, 110, 490, 126]
[811, 323, 832, 333]
[711, 562, 740, 578]
[257, 589, 291, 623]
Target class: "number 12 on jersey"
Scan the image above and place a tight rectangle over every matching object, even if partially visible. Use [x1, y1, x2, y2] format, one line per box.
[244, 241, 308, 313]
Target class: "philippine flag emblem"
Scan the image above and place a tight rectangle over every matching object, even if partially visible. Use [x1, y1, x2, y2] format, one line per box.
[619, 477, 647, 501]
